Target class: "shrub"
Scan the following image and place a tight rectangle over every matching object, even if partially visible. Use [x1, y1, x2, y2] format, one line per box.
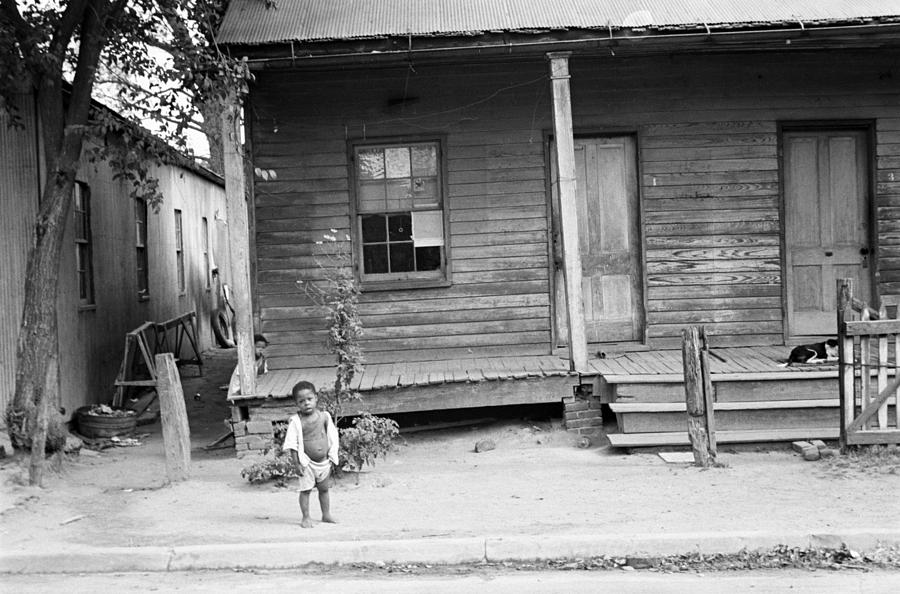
[339, 413, 400, 483]
[240, 454, 296, 486]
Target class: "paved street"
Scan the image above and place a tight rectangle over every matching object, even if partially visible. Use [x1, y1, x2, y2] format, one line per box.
[6, 567, 900, 593]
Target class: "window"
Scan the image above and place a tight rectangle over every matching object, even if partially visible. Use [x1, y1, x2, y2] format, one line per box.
[73, 182, 94, 306]
[174, 209, 185, 293]
[202, 216, 210, 289]
[353, 140, 447, 286]
[135, 197, 149, 299]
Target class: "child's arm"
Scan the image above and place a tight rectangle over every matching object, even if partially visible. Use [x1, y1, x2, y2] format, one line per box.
[282, 415, 311, 469]
[325, 412, 340, 465]
[289, 449, 303, 475]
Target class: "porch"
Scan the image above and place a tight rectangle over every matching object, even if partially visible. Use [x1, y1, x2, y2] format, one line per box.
[587, 345, 894, 448]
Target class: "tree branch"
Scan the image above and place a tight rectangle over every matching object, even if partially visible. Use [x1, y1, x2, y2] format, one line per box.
[0, 0, 37, 56]
[49, 0, 91, 63]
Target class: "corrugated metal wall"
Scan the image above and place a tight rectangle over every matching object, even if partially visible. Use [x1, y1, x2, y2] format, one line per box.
[1, 92, 230, 422]
[0, 94, 41, 417]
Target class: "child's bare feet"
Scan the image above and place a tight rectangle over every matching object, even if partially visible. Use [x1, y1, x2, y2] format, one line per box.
[300, 517, 314, 528]
[321, 514, 337, 524]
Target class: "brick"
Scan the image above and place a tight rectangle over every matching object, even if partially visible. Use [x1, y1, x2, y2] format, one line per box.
[791, 441, 813, 453]
[809, 439, 828, 451]
[246, 420, 274, 434]
[231, 421, 247, 437]
[564, 418, 595, 430]
[576, 411, 602, 419]
[564, 401, 590, 412]
[235, 435, 270, 450]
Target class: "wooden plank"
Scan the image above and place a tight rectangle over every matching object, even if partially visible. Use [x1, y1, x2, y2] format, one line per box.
[610, 399, 840, 413]
[607, 427, 840, 447]
[156, 353, 191, 482]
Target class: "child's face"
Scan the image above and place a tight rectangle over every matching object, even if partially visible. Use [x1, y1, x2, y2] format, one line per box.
[254, 340, 267, 360]
[294, 389, 317, 415]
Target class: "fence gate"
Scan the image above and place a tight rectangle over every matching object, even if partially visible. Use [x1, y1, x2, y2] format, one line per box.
[837, 279, 900, 448]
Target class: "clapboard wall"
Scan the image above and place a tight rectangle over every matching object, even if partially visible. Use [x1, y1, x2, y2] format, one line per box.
[248, 48, 900, 367]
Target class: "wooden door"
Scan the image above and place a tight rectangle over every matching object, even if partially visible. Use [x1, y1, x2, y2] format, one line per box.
[784, 129, 870, 337]
[553, 136, 644, 345]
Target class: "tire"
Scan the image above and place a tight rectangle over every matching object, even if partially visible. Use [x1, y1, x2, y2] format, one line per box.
[212, 308, 235, 348]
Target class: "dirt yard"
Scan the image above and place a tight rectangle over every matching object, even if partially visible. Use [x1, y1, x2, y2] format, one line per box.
[2, 349, 899, 555]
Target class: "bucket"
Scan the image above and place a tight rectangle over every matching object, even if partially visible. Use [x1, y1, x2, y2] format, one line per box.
[76, 406, 137, 438]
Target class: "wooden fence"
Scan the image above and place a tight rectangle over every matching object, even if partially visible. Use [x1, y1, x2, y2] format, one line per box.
[836, 279, 900, 448]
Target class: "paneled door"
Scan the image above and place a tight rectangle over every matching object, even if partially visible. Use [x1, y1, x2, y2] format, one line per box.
[553, 136, 644, 345]
[784, 129, 871, 337]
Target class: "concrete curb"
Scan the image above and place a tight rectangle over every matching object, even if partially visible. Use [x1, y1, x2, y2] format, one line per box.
[2, 530, 899, 575]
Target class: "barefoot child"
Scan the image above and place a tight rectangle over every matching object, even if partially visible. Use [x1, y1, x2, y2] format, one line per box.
[281, 381, 339, 528]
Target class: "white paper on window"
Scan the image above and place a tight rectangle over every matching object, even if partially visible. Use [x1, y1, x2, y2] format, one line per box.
[411, 210, 444, 247]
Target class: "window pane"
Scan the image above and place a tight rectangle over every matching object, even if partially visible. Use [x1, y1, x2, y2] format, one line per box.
[363, 244, 388, 274]
[358, 180, 386, 212]
[412, 177, 439, 209]
[384, 147, 410, 178]
[411, 144, 437, 176]
[385, 179, 411, 210]
[75, 212, 86, 241]
[361, 215, 387, 243]
[388, 213, 411, 241]
[389, 242, 414, 272]
[357, 148, 384, 179]
[416, 246, 442, 271]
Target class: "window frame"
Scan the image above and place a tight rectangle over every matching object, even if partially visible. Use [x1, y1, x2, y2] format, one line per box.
[201, 216, 210, 290]
[174, 209, 185, 294]
[348, 136, 451, 291]
[73, 181, 95, 309]
[135, 197, 149, 301]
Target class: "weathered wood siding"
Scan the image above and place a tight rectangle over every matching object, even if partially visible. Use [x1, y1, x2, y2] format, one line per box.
[573, 49, 898, 348]
[250, 48, 899, 365]
[251, 63, 554, 368]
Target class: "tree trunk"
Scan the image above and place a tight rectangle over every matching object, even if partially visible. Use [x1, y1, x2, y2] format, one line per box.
[9, 2, 110, 484]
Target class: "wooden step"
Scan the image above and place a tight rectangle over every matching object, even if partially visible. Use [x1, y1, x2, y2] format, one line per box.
[606, 427, 840, 448]
[609, 399, 839, 413]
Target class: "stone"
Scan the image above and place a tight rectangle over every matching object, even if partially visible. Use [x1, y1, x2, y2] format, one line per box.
[802, 447, 821, 461]
[791, 440, 813, 453]
[809, 439, 828, 451]
[474, 439, 496, 453]
[819, 447, 839, 458]
[64, 434, 83, 453]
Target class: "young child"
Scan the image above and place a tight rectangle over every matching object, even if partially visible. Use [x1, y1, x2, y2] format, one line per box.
[226, 333, 268, 396]
[281, 381, 339, 528]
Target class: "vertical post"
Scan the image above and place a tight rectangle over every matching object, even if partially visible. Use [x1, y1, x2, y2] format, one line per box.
[546, 51, 587, 372]
[156, 353, 191, 482]
[837, 278, 854, 451]
[682, 326, 716, 467]
[222, 97, 256, 397]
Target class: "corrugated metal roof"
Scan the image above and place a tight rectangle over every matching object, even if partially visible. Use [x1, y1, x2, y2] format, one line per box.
[217, 0, 900, 45]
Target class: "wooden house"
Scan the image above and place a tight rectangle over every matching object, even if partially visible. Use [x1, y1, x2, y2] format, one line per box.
[216, 0, 900, 453]
[0, 91, 230, 421]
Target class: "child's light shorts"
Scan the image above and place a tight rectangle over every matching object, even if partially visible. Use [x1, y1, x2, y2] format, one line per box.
[297, 459, 333, 491]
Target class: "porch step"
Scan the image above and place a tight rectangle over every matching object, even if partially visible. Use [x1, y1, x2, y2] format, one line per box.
[606, 427, 840, 448]
[608, 399, 838, 413]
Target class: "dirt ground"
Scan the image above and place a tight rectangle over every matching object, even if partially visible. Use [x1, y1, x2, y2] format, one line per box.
[2, 348, 899, 556]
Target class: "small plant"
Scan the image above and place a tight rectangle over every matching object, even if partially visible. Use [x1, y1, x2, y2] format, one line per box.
[240, 455, 297, 486]
[339, 413, 400, 483]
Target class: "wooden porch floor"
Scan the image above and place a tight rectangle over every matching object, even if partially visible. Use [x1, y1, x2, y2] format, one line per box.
[252, 354, 574, 400]
[586, 345, 842, 381]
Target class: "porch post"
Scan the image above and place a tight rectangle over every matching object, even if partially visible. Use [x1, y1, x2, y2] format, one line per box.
[546, 52, 587, 372]
[222, 97, 257, 397]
